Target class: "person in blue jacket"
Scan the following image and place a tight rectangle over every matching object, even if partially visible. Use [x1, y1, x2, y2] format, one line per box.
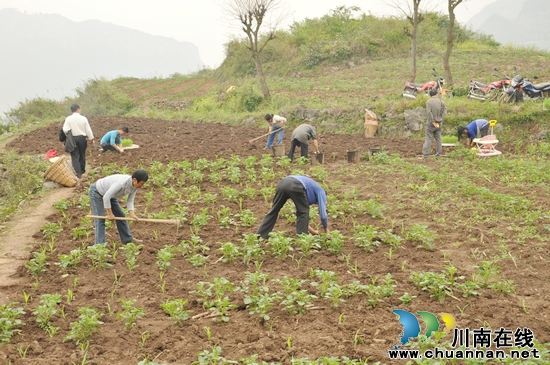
[458, 119, 489, 147]
[100, 126, 129, 153]
[257, 175, 330, 239]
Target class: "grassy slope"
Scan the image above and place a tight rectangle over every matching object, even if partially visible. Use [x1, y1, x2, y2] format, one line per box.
[110, 45, 550, 143]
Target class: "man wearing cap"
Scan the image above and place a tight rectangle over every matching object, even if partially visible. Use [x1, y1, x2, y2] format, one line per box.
[100, 127, 129, 153]
[422, 88, 446, 158]
[264, 113, 286, 149]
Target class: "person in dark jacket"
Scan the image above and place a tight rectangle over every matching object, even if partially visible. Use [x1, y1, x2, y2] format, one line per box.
[421, 88, 447, 158]
[288, 124, 320, 161]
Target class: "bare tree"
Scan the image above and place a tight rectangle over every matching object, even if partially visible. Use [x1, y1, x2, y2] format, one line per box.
[443, 0, 468, 86]
[222, 0, 289, 100]
[388, 0, 439, 82]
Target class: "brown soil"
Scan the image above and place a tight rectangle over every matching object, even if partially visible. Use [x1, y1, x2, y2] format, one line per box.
[0, 117, 548, 364]
[0, 187, 75, 289]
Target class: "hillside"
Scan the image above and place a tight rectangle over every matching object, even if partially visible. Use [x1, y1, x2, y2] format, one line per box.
[0, 8, 203, 114]
[4, 7, 550, 141]
[469, 0, 550, 51]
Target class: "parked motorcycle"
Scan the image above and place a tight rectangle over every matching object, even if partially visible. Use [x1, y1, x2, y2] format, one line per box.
[467, 68, 510, 102]
[521, 76, 550, 100]
[499, 74, 524, 104]
[402, 69, 448, 98]
[499, 74, 550, 103]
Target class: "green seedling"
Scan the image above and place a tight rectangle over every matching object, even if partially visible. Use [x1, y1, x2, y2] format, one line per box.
[217, 241, 240, 263]
[399, 292, 416, 305]
[267, 231, 294, 259]
[156, 245, 176, 273]
[161, 299, 190, 327]
[204, 326, 212, 341]
[86, 244, 112, 270]
[64, 307, 104, 345]
[22, 290, 31, 305]
[139, 332, 151, 348]
[17, 344, 30, 358]
[117, 299, 145, 330]
[0, 303, 25, 344]
[67, 289, 75, 303]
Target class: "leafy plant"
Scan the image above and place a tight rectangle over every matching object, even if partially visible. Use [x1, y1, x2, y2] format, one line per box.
[235, 209, 257, 227]
[64, 307, 104, 345]
[240, 234, 265, 264]
[161, 299, 191, 327]
[117, 299, 145, 330]
[0, 303, 25, 344]
[295, 233, 321, 257]
[120, 242, 143, 271]
[41, 222, 63, 241]
[474, 260, 501, 288]
[267, 231, 294, 259]
[26, 248, 50, 276]
[33, 293, 62, 336]
[410, 271, 452, 301]
[86, 244, 112, 270]
[352, 225, 380, 253]
[156, 245, 176, 273]
[405, 223, 437, 251]
[217, 242, 241, 263]
[321, 230, 346, 255]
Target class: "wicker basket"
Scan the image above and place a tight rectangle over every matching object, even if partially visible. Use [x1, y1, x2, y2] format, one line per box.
[44, 155, 78, 187]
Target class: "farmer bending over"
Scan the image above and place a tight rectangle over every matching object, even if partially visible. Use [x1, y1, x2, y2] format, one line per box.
[264, 113, 286, 149]
[288, 124, 320, 162]
[257, 175, 329, 239]
[458, 119, 490, 147]
[99, 126, 129, 153]
[89, 169, 148, 245]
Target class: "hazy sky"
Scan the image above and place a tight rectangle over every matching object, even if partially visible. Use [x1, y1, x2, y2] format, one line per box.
[0, 0, 497, 68]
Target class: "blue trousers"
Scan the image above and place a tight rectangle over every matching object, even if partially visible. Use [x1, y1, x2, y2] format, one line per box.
[89, 183, 134, 245]
[266, 126, 284, 148]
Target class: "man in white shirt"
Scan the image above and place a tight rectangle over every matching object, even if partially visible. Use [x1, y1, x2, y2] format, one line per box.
[264, 113, 286, 149]
[62, 104, 95, 178]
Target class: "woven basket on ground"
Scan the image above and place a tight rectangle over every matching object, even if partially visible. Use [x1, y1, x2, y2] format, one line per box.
[44, 155, 78, 187]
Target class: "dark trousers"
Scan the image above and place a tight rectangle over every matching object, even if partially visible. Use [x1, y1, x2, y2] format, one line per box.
[71, 136, 88, 178]
[256, 177, 309, 239]
[101, 143, 117, 152]
[480, 124, 489, 137]
[288, 139, 308, 162]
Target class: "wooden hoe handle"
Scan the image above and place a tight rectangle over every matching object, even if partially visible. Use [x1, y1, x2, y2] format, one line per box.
[87, 215, 179, 225]
[248, 127, 285, 143]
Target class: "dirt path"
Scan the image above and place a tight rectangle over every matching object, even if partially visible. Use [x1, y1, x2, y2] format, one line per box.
[0, 185, 76, 291]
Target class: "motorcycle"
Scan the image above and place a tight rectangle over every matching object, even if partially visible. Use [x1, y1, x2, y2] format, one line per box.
[402, 69, 449, 98]
[499, 74, 550, 103]
[499, 74, 524, 104]
[521, 76, 550, 100]
[467, 68, 510, 102]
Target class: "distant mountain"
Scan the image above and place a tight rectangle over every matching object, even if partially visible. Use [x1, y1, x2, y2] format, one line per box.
[0, 9, 204, 114]
[468, 0, 550, 51]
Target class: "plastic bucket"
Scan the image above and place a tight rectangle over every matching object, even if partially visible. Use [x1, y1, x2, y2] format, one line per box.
[272, 145, 286, 157]
[347, 150, 359, 163]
